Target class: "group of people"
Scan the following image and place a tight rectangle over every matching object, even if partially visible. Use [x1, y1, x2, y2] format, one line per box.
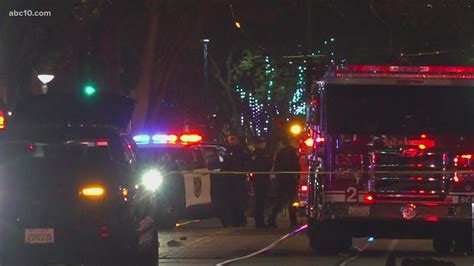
[221, 134, 301, 229]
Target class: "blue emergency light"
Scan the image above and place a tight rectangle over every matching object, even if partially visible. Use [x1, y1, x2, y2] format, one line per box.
[133, 134, 151, 145]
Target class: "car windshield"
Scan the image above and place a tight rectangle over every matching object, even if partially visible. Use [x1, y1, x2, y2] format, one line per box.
[326, 84, 474, 134]
[0, 141, 113, 164]
[137, 146, 194, 170]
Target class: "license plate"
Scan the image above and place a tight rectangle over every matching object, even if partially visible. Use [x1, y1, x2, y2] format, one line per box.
[348, 206, 370, 217]
[25, 228, 54, 244]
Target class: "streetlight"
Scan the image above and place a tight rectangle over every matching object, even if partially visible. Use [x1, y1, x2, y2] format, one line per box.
[37, 74, 54, 94]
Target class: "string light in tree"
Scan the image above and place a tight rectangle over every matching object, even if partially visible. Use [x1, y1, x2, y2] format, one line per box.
[289, 64, 307, 115]
[264, 55, 274, 134]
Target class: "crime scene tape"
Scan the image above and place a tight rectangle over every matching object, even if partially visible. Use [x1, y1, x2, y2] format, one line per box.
[215, 224, 309, 266]
[161, 169, 474, 176]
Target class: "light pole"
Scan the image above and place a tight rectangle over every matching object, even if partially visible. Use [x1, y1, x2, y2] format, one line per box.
[37, 74, 54, 94]
[202, 39, 210, 95]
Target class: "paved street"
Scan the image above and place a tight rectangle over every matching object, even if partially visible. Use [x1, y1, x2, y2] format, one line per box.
[159, 217, 474, 266]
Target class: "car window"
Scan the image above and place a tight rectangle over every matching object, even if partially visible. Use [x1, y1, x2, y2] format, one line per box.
[192, 147, 206, 169]
[202, 147, 221, 170]
[137, 146, 194, 170]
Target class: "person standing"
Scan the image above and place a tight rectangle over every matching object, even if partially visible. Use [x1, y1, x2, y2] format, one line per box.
[268, 138, 300, 228]
[249, 137, 273, 228]
[221, 134, 249, 227]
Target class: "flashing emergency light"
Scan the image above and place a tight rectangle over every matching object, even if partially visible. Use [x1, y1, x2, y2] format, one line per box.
[152, 134, 178, 144]
[364, 194, 375, 204]
[134, 133, 203, 145]
[316, 137, 325, 143]
[290, 124, 302, 135]
[453, 174, 461, 183]
[304, 137, 314, 147]
[141, 169, 163, 191]
[180, 134, 203, 144]
[300, 185, 309, 192]
[133, 134, 151, 144]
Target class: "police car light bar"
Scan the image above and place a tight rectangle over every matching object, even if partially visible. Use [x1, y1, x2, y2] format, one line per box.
[133, 133, 202, 145]
[152, 134, 178, 144]
[336, 65, 474, 79]
[133, 134, 151, 145]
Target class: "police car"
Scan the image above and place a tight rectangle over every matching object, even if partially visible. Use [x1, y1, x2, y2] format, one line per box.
[133, 133, 226, 228]
[0, 94, 159, 265]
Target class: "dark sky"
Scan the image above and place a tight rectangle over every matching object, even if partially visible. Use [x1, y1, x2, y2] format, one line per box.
[0, 0, 472, 116]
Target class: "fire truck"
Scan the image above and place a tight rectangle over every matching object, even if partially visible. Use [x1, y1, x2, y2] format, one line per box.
[305, 65, 474, 254]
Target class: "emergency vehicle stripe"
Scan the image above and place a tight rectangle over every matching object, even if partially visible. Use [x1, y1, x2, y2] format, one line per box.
[324, 194, 346, 202]
[324, 191, 345, 194]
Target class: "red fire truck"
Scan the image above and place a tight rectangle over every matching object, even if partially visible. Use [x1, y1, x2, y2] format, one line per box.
[305, 65, 474, 254]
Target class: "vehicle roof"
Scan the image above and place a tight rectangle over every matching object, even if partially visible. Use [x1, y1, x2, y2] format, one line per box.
[11, 93, 135, 130]
[0, 124, 125, 143]
[326, 65, 474, 86]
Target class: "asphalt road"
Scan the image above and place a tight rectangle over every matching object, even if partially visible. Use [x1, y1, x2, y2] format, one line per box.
[159, 217, 474, 266]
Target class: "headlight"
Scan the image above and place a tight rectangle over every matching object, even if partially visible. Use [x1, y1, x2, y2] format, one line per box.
[141, 169, 163, 191]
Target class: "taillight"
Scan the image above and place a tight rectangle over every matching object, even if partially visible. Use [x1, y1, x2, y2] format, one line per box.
[0, 111, 5, 130]
[336, 154, 363, 166]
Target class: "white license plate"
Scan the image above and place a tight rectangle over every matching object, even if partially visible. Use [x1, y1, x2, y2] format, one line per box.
[25, 228, 54, 244]
[348, 206, 370, 217]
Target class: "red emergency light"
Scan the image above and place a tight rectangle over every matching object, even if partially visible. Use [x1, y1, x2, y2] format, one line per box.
[180, 134, 203, 144]
[364, 194, 375, 204]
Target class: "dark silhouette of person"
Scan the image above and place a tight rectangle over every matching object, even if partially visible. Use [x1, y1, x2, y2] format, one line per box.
[249, 137, 272, 228]
[268, 138, 300, 228]
[221, 134, 249, 227]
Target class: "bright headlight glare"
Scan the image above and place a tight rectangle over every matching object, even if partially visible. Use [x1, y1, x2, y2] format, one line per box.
[141, 169, 163, 191]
